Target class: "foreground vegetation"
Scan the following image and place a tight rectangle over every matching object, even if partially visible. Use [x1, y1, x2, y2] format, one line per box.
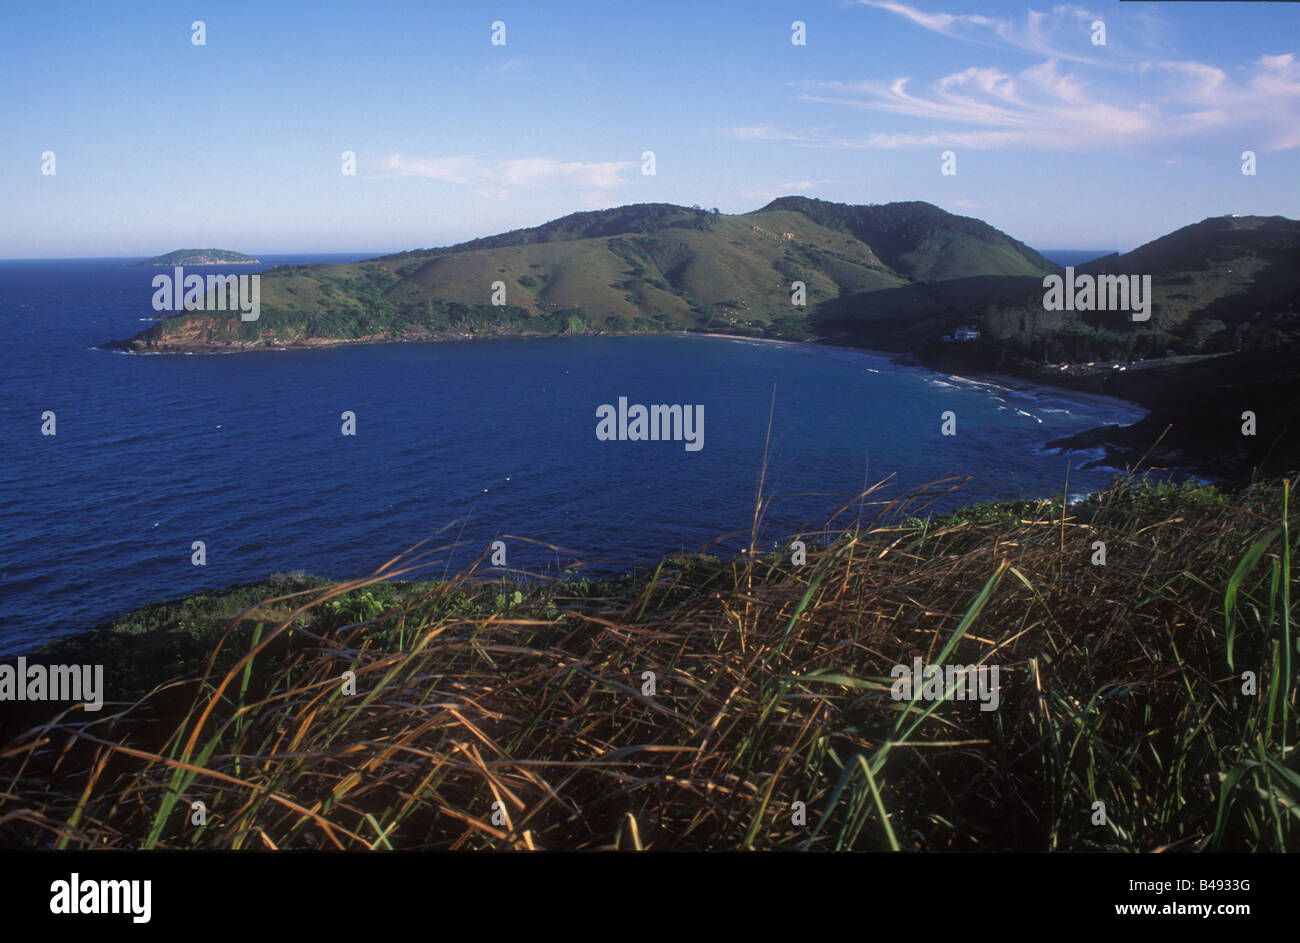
[1, 475, 1296, 851]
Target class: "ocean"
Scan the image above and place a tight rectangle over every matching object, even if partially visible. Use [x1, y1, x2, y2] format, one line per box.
[1040, 250, 1115, 267]
[0, 255, 1151, 655]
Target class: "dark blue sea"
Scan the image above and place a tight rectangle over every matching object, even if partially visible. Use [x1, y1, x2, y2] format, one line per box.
[1041, 250, 1113, 267]
[0, 255, 1150, 655]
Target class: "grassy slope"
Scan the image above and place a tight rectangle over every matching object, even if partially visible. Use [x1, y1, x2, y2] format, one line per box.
[913, 216, 1300, 480]
[2, 474, 1296, 852]
[968, 215, 1300, 362]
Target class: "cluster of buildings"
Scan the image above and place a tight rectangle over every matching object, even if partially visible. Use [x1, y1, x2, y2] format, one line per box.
[940, 325, 980, 343]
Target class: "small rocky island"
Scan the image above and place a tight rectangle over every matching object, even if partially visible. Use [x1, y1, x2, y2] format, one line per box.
[136, 248, 260, 266]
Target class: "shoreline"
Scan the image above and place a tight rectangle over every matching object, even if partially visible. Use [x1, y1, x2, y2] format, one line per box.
[2, 466, 1227, 663]
[695, 333, 1149, 420]
[134, 261, 261, 266]
[104, 325, 1168, 474]
[105, 325, 1147, 415]
[103, 320, 1247, 484]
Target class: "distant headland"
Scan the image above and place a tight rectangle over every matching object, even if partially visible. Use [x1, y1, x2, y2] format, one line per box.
[135, 248, 260, 266]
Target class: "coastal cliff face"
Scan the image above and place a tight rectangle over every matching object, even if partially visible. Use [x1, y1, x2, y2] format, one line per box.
[119, 316, 403, 353]
[1040, 348, 1300, 482]
[116, 316, 562, 353]
[120, 316, 243, 352]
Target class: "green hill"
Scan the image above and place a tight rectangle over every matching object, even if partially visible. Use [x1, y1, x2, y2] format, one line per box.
[136, 248, 260, 266]
[917, 214, 1300, 480]
[111, 199, 1056, 352]
[759, 196, 1056, 280]
[970, 215, 1300, 363]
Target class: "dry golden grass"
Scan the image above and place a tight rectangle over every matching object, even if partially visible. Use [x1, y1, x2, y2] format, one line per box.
[1, 474, 1295, 851]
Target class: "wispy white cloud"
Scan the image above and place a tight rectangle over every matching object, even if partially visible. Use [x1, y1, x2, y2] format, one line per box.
[726, 126, 815, 143]
[1139, 54, 1300, 150]
[722, 125, 884, 148]
[793, 58, 1151, 150]
[857, 1, 1104, 65]
[726, 48, 1299, 155]
[375, 154, 638, 194]
[787, 4, 1300, 154]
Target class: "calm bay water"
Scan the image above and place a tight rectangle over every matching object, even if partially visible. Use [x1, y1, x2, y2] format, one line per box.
[0, 256, 1149, 654]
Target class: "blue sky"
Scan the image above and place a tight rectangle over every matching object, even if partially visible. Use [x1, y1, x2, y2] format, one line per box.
[2, 0, 1297, 258]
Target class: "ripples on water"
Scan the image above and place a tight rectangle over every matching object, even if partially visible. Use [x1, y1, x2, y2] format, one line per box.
[0, 257, 1150, 653]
